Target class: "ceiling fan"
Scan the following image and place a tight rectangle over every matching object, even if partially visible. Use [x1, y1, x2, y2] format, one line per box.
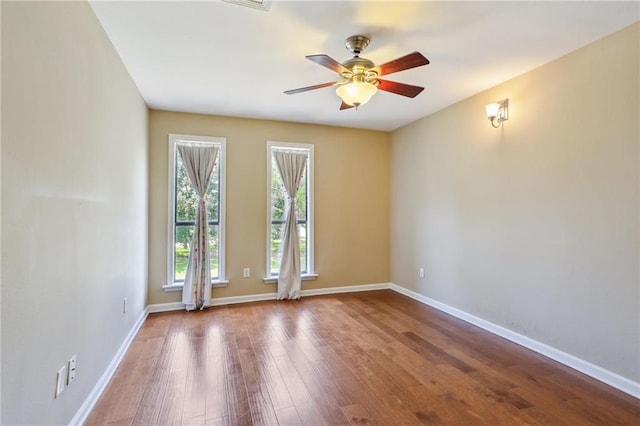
[284, 35, 430, 110]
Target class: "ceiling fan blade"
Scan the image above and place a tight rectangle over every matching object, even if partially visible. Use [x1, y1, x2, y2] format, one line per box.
[377, 79, 425, 98]
[284, 81, 335, 95]
[377, 52, 429, 76]
[306, 54, 351, 74]
[339, 101, 355, 110]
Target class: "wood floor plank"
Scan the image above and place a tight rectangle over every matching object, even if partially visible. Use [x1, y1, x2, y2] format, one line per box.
[130, 316, 183, 425]
[182, 334, 207, 421]
[237, 341, 279, 425]
[204, 415, 230, 426]
[274, 406, 303, 425]
[86, 290, 640, 425]
[407, 384, 485, 424]
[271, 353, 314, 409]
[290, 364, 351, 424]
[295, 403, 328, 425]
[340, 403, 372, 425]
[204, 352, 229, 421]
[222, 334, 252, 426]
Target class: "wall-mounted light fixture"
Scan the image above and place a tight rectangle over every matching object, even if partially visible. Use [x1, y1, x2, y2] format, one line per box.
[485, 98, 509, 128]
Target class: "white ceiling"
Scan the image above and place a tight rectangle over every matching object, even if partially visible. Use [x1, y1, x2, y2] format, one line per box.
[89, 1, 639, 131]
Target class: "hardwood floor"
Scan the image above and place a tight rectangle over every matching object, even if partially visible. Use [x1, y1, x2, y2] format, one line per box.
[85, 290, 639, 425]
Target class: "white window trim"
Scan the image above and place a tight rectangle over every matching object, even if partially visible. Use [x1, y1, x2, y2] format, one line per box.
[165, 133, 227, 291]
[266, 141, 315, 281]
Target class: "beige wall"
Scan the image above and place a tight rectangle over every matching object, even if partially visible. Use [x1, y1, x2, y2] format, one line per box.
[148, 110, 390, 304]
[1, 2, 148, 424]
[2, 3, 635, 423]
[391, 23, 639, 382]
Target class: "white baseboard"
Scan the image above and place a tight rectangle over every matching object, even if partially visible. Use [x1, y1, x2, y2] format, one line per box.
[147, 301, 185, 313]
[69, 307, 149, 425]
[147, 282, 392, 312]
[389, 283, 640, 399]
[302, 282, 390, 297]
[211, 292, 277, 306]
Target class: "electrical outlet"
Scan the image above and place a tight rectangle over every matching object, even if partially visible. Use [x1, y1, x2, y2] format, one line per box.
[56, 364, 67, 398]
[123, 297, 127, 314]
[419, 267, 425, 278]
[243, 267, 250, 278]
[67, 355, 77, 385]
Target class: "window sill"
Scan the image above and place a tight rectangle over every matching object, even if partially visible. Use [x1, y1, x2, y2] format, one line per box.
[262, 274, 318, 284]
[163, 280, 229, 292]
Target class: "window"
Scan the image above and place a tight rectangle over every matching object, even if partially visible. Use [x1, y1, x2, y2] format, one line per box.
[266, 141, 314, 278]
[167, 134, 226, 289]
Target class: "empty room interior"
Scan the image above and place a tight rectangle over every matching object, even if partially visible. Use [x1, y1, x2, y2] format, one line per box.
[1, 1, 639, 424]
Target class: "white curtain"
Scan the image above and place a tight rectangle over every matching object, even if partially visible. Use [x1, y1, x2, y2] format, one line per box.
[177, 144, 219, 311]
[274, 151, 308, 300]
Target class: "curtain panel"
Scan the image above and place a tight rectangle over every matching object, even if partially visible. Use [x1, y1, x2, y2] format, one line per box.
[273, 151, 308, 300]
[177, 144, 219, 310]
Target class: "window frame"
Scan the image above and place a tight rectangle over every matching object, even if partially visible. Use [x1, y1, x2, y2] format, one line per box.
[265, 141, 316, 282]
[165, 133, 227, 291]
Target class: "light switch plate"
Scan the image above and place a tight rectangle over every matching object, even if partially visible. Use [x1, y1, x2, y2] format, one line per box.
[56, 365, 67, 397]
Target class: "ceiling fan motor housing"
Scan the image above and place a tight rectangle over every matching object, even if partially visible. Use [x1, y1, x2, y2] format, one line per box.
[342, 57, 376, 75]
[342, 36, 378, 84]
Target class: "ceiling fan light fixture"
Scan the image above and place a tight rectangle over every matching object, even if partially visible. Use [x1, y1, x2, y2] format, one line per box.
[336, 81, 377, 108]
[285, 35, 429, 111]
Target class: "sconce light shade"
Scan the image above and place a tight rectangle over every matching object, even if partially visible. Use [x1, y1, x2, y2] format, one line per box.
[485, 103, 500, 119]
[485, 98, 509, 128]
[336, 82, 378, 108]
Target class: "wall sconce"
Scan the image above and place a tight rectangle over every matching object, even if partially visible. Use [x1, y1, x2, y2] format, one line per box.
[485, 98, 509, 128]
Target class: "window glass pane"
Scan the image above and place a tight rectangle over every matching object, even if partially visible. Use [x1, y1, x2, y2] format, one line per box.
[270, 223, 307, 275]
[272, 157, 307, 221]
[174, 224, 194, 281]
[298, 222, 307, 274]
[176, 154, 197, 222]
[206, 160, 219, 222]
[174, 225, 220, 281]
[270, 223, 284, 275]
[271, 158, 286, 221]
[295, 168, 307, 221]
[209, 224, 219, 279]
[178, 151, 219, 223]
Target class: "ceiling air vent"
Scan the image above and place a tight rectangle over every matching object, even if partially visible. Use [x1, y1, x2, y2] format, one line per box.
[222, 0, 271, 11]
